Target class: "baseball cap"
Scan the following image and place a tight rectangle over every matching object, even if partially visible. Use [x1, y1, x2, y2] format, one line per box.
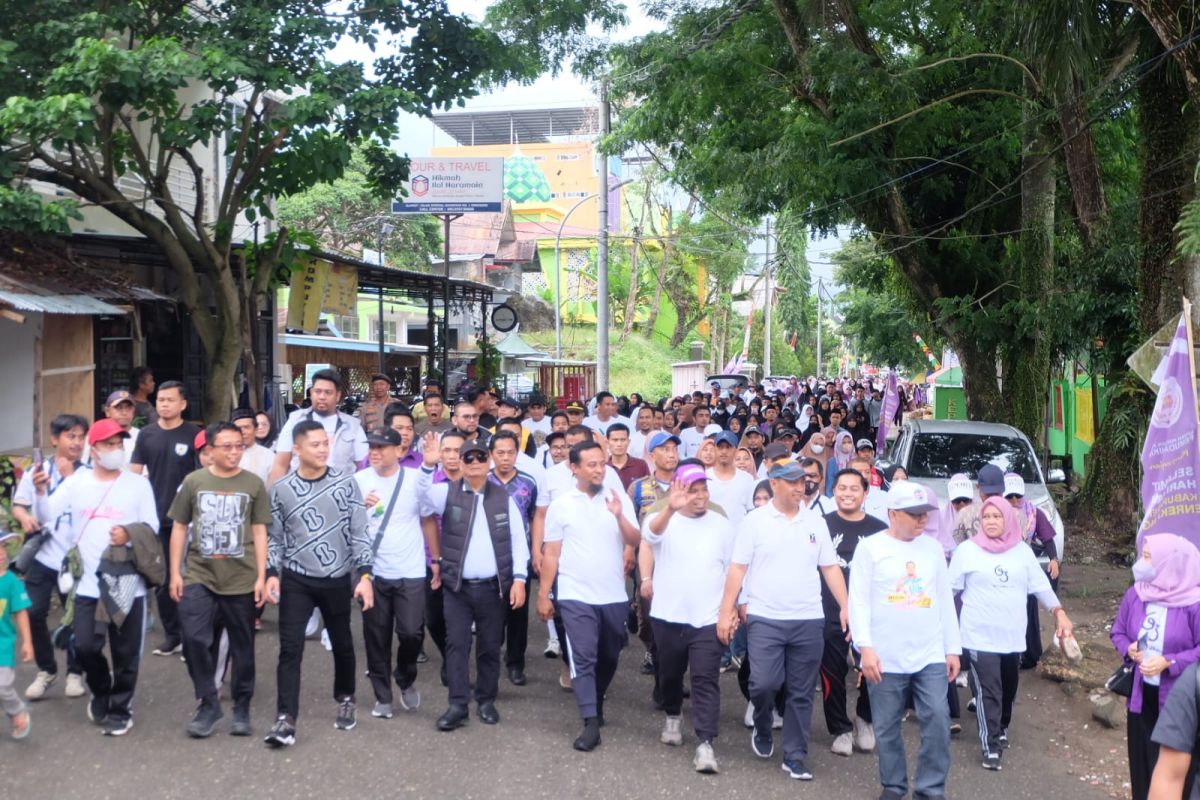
[703, 423, 723, 437]
[647, 431, 681, 453]
[977, 464, 1006, 496]
[767, 460, 806, 481]
[366, 427, 402, 447]
[887, 481, 937, 514]
[88, 418, 131, 446]
[709, 430, 739, 448]
[527, 394, 547, 407]
[230, 407, 257, 422]
[105, 390, 134, 407]
[947, 473, 974, 502]
[743, 427, 764, 437]
[1003, 473, 1026, 498]
[369, 373, 393, 385]
[675, 463, 708, 485]
[856, 438, 874, 451]
[763, 442, 792, 464]
[194, 430, 207, 451]
[460, 440, 489, 459]
[565, 400, 585, 413]
[774, 428, 799, 439]
[498, 396, 523, 410]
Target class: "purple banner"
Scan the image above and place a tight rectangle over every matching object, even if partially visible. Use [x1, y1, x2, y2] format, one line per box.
[1139, 309, 1200, 549]
[876, 371, 899, 452]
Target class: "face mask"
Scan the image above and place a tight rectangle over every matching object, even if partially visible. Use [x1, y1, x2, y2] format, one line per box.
[1132, 560, 1156, 584]
[841, 443, 853, 453]
[809, 444, 824, 454]
[95, 448, 127, 471]
[803, 480, 820, 495]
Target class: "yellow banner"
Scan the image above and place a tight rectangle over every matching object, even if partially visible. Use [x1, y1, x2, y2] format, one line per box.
[286, 257, 330, 334]
[1074, 387, 1094, 444]
[325, 263, 359, 316]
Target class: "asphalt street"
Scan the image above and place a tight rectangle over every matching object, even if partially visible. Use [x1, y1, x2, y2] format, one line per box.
[6, 601, 1115, 800]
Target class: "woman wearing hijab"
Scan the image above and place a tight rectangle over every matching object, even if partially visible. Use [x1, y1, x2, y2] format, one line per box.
[949, 497, 1074, 771]
[800, 425, 834, 474]
[816, 397, 833, 427]
[727, 416, 744, 437]
[847, 401, 873, 442]
[1111, 534, 1200, 800]
[796, 406, 822, 450]
[825, 430, 856, 495]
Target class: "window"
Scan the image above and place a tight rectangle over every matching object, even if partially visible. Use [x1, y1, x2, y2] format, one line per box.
[331, 314, 359, 338]
[369, 317, 399, 344]
[907, 433, 1041, 483]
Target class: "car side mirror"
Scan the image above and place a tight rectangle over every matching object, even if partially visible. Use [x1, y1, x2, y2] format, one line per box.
[875, 458, 894, 474]
[1046, 468, 1066, 484]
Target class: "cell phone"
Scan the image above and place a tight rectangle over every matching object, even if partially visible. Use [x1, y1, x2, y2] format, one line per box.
[32, 448, 42, 468]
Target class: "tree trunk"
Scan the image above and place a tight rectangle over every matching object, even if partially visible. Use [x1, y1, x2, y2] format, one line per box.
[644, 205, 670, 337]
[951, 333, 1003, 419]
[1131, 1, 1200, 100]
[1057, 86, 1108, 250]
[620, 232, 641, 341]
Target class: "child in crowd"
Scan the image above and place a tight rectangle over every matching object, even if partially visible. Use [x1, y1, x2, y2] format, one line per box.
[0, 542, 33, 738]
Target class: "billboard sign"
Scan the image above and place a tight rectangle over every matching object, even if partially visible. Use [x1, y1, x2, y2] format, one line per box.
[391, 157, 504, 214]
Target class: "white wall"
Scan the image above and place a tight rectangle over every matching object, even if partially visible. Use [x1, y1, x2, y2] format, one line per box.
[0, 314, 41, 453]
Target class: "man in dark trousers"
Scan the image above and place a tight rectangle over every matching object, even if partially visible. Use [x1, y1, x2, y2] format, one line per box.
[416, 433, 528, 731]
[130, 380, 201, 656]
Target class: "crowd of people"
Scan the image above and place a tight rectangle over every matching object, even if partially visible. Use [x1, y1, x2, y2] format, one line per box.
[1, 369, 1194, 798]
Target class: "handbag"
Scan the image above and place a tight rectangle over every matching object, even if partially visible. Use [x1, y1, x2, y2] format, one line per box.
[12, 528, 47, 575]
[1105, 660, 1135, 697]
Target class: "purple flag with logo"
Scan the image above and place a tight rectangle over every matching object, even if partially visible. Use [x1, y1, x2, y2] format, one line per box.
[1139, 307, 1200, 549]
[876, 371, 900, 452]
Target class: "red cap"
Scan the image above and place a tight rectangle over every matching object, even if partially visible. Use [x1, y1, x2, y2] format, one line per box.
[88, 418, 131, 446]
[194, 430, 207, 451]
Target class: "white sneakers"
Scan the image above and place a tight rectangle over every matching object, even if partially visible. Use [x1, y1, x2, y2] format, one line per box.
[831, 732, 854, 756]
[25, 671, 55, 700]
[661, 716, 683, 746]
[693, 741, 719, 774]
[743, 701, 785, 729]
[65, 673, 86, 698]
[854, 716, 876, 752]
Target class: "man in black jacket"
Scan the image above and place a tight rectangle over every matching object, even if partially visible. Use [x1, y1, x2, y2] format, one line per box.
[416, 433, 528, 731]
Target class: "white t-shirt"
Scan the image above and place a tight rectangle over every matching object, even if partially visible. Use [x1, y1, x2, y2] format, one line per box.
[36, 468, 158, 598]
[864, 488, 890, 525]
[628, 429, 653, 460]
[849, 532, 962, 674]
[81, 427, 141, 472]
[705, 468, 756, 527]
[538, 460, 624, 507]
[731, 501, 837, 621]
[643, 509, 735, 627]
[354, 466, 428, 580]
[522, 416, 552, 449]
[678, 427, 706, 459]
[544, 486, 637, 605]
[515, 452, 549, 500]
[948, 540, 1059, 654]
[240, 443, 274, 486]
[582, 414, 631, 436]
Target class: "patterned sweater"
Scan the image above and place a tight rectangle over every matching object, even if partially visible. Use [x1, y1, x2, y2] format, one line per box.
[267, 467, 372, 579]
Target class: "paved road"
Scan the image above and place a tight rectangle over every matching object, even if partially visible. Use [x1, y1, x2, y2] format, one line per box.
[8, 604, 1115, 800]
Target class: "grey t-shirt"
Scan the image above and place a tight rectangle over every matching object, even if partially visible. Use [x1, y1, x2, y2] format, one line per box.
[1151, 661, 1200, 800]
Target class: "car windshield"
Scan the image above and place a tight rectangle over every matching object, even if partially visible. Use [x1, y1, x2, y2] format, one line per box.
[907, 432, 1041, 483]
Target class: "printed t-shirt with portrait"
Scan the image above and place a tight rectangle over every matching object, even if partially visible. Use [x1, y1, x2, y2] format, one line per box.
[168, 468, 271, 595]
[0, 569, 32, 667]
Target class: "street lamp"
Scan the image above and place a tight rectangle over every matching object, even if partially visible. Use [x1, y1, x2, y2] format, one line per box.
[554, 178, 635, 361]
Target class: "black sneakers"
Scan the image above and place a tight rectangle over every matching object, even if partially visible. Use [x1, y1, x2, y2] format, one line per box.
[334, 697, 357, 730]
[264, 715, 296, 748]
[573, 717, 601, 751]
[230, 706, 252, 736]
[187, 700, 224, 738]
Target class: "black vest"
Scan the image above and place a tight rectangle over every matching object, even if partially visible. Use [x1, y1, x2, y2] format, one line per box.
[441, 478, 514, 596]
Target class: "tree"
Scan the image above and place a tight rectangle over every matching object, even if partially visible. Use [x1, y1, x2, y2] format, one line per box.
[275, 147, 442, 271]
[0, 1, 508, 419]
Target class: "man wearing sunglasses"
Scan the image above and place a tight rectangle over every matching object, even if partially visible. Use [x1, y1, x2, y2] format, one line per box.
[452, 399, 492, 448]
[416, 434, 528, 732]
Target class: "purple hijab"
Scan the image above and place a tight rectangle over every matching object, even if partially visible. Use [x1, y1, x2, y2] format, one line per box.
[971, 496, 1023, 554]
[1135, 533, 1200, 607]
[921, 488, 957, 558]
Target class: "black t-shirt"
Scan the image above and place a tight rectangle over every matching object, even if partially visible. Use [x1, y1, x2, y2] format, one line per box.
[1151, 661, 1200, 800]
[131, 421, 201, 527]
[820, 511, 888, 619]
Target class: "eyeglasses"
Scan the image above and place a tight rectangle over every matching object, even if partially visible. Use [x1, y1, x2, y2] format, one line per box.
[462, 452, 489, 465]
[212, 443, 245, 452]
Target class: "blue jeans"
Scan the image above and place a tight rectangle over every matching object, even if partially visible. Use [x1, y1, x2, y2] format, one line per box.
[867, 662, 951, 798]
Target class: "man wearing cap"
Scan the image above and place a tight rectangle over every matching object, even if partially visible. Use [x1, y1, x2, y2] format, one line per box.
[947, 473, 978, 544]
[91, 390, 141, 464]
[357, 373, 393, 434]
[1002, 472, 1059, 670]
[717, 459, 848, 781]
[232, 408, 274, 485]
[642, 459, 736, 774]
[417, 434, 527, 731]
[607, 422, 649, 490]
[564, 399, 587, 428]
[679, 406, 712, 459]
[848, 481, 962, 800]
[33, 418, 158, 735]
[583, 391, 630, 436]
[354, 427, 435, 720]
[706, 430, 755, 527]
[168, 422, 270, 738]
[538, 439, 642, 752]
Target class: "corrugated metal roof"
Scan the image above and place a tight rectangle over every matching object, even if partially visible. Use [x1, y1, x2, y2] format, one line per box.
[0, 290, 126, 315]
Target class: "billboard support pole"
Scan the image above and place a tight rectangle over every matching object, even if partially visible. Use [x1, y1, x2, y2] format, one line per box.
[437, 213, 461, 391]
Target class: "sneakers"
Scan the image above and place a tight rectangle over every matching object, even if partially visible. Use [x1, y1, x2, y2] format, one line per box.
[781, 758, 813, 780]
[982, 754, 1002, 771]
[660, 715, 683, 746]
[12, 710, 30, 740]
[693, 741, 719, 774]
[230, 707, 252, 736]
[955, 673, 969, 687]
[372, 702, 394, 719]
[86, 695, 108, 726]
[416, 649, 430, 664]
[967, 697, 976, 713]
[24, 671, 55, 700]
[751, 728, 774, 759]
[187, 700, 224, 738]
[853, 716, 875, 752]
[559, 663, 573, 691]
[264, 715, 296, 747]
[772, 709, 784, 730]
[334, 697, 357, 730]
[640, 650, 656, 675]
[102, 717, 133, 736]
[64, 673, 86, 698]
[320, 629, 332, 652]
[152, 640, 182, 656]
[743, 701, 755, 728]
[999, 728, 1009, 748]
[831, 732, 853, 756]
[398, 685, 420, 712]
[573, 717, 602, 752]
[544, 639, 561, 658]
[950, 721, 962, 735]
[720, 655, 742, 674]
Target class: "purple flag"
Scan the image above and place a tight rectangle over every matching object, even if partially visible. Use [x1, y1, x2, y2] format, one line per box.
[876, 371, 900, 452]
[1139, 307, 1200, 550]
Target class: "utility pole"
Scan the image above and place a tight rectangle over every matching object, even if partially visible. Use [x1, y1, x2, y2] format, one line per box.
[763, 217, 772, 377]
[816, 277, 823, 376]
[596, 80, 612, 390]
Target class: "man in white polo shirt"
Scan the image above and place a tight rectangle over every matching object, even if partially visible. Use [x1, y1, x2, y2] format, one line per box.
[849, 481, 962, 800]
[537, 439, 641, 753]
[718, 459, 849, 783]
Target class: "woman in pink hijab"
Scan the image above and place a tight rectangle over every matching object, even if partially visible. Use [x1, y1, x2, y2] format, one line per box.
[948, 497, 1074, 772]
[1111, 533, 1200, 800]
